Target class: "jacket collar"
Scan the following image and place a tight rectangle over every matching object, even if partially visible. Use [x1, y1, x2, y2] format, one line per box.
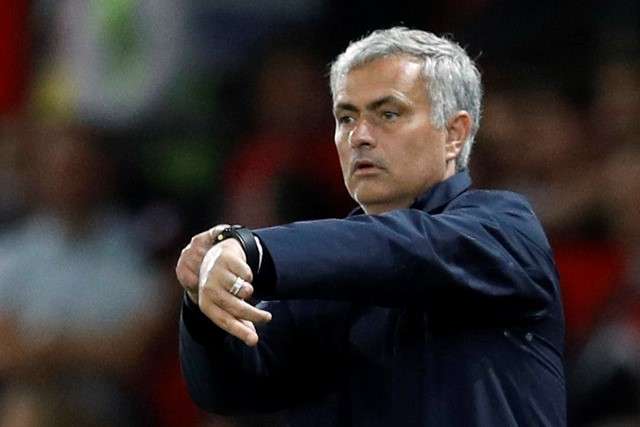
[348, 170, 471, 216]
[411, 169, 471, 213]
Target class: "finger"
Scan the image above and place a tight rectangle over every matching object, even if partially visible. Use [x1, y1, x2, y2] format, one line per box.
[225, 276, 255, 301]
[233, 280, 255, 301]
[240, 319, 257, 333]
[178, 269, 199, 290]
[191, 246, 209, 259]
[176, 245, 206, 285]
[221, 252, 254, 284]
[190, 223, 229, 250]
[176, 256, 199, 288]
[189, 232, 211, 250]
[201, 302, 259, 346]
[208, 224, 230, 243]
[194, 224, 231, 249]
[217, 270, 255, 301]
[202, 276, 271, 323]
[184, 257, 206, 275]
[213, 286, 272, 324]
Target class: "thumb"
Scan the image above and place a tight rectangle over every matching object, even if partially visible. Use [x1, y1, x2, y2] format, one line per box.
[207, 224, 231, 245]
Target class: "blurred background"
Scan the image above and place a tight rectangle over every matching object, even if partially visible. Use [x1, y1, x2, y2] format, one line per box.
[1, 1, 639, 426]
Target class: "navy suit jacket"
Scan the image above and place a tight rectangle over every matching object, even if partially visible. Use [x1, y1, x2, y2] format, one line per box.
[180, 171, 566, 426]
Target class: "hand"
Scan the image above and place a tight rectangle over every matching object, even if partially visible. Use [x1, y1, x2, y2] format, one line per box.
[198, 239, 271, 346]
[176, 226, 272, 346]
[176, 225, 229, 303]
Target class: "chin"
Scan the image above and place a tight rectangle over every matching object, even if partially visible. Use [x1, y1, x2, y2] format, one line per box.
[352, 189, 390, 210]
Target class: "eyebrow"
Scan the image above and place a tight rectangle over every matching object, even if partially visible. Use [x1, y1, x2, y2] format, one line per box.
[334, 95, 402, 113]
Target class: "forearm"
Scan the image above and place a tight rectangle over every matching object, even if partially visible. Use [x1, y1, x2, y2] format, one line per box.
[179, 311, 248, 414]
[179, 295, 349, 414]
[180, 295, 302, 414]
[253, 203, 559, 320]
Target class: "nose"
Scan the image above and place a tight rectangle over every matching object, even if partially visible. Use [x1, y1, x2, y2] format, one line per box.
[348, 119, 375, 149]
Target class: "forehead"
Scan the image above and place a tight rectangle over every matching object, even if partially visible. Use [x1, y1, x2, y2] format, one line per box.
[333, 55, 426, 107]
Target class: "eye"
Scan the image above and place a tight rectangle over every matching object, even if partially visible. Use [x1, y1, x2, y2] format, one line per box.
[337, 115, 355, 125]
[382, 111, 399, 121]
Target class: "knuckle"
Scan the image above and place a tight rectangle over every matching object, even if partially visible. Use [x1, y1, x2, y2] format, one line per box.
[244, 270, 254, 283]
[176, 271, 192, 287]
[223, 300, 238, 316]
[217, 257, 231, 271]
[203, 274, 218, 291]
[217, 316, 229, 331]
[240, 284, 254, 299]
[216, 295, 229, 311]
[185, 260, 201, 275]
[242, 305, 261, 321]
[228, 323, 242, 337]
[205, 280, 219, 294]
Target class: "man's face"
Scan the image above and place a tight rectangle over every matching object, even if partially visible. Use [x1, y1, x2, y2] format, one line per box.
[333, 55, 453, 214]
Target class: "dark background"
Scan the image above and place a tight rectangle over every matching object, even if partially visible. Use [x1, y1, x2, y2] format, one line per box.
[1, 1, 639, 426]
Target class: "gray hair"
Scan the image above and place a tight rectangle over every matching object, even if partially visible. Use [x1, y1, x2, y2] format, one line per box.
[329, 27, 482, 171]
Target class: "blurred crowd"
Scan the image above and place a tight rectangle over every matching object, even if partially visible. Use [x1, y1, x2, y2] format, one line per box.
[1, 1, 639, 426]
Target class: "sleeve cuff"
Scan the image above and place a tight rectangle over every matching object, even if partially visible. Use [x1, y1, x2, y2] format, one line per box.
[252, 235, 277, 299]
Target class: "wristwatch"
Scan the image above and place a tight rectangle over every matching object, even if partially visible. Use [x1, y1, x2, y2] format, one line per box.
[216, 225, 261, 277]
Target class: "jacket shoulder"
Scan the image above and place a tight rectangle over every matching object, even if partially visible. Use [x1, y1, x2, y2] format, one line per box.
[449, 189, 535, 214]
[446, 189, 553, 251]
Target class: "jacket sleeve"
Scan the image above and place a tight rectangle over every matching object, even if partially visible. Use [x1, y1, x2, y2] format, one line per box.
[253, 191, 560, 322]
[179, 293, 350, 415]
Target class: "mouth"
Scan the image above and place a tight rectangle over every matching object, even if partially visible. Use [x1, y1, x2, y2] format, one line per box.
[351, 159, 383, 176]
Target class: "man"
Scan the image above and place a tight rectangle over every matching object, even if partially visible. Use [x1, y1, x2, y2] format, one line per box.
[177, 27, 566, 426]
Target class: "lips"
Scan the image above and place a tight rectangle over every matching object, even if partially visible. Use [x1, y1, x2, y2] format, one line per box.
[351, 158, 384, 175]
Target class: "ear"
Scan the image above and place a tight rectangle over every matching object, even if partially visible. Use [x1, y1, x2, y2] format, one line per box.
[445, 111, 472, 164]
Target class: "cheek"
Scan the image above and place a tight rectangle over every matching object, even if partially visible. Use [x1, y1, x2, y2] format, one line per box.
[334, 140, 350, 175]
[395, 132, 445, 175]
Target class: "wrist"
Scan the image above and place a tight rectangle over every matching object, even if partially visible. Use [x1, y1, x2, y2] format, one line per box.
[216, 225, 261, 277]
